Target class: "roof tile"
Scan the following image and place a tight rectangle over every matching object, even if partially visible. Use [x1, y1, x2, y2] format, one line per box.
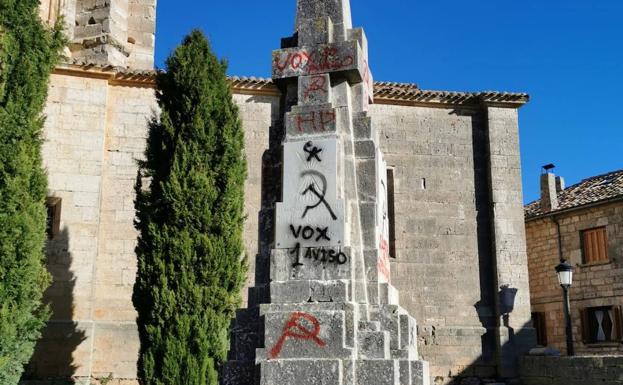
[525, 169, 623, 219]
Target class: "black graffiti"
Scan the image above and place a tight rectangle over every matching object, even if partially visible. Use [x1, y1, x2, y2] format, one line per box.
[300, 170, 337, 220]
[289, 243, 304, 267]
[289, 244, 348, 267]
[303, 141, 323, 162]
[302, 184, 337, 220]
[290, 225, 331, 242]
[304, 247, 348, 265]
[315, 227, 330, 242]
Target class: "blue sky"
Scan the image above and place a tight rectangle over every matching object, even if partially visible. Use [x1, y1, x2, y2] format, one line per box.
[155, 0, 622, 203]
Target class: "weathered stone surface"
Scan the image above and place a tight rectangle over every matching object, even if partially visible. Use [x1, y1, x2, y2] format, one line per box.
[520, 356, 623, 385]
[356, 360, 399, 385]
[226, 0, 428, 384]
[42, 0, 157, 68]
[272, 41, 365, 81]
[261, 360, 342, 385]
[275, 138, 346, 249]
[299, 74, 332, 105]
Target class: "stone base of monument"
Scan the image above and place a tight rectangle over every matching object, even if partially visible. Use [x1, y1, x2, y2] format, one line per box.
[223, 277, 430, 385]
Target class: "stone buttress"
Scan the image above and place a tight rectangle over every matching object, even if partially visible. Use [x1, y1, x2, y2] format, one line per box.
[223, 1, 429, 384]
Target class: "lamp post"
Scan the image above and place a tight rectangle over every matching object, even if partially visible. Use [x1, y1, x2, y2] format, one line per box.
[555, 260, 575, 356]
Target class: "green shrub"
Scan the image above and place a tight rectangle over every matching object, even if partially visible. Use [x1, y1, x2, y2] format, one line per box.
[133, 30, 247, 385]
[0, 1, 64, 383]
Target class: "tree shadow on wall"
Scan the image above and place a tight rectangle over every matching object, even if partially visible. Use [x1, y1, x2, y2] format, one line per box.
[21, 227, 87, 384]
[439, 316, 537, 385]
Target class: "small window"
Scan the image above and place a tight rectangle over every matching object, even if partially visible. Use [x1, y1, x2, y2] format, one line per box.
[531, 312, 548, 346]
[46, 197, 62, 240]
[581, 306, 622, 344]
[386, 168, 396, 259]
[581, 227, 608, 264]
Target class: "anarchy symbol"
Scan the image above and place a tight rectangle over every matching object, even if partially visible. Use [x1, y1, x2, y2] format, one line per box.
[303, 141, 323, 162]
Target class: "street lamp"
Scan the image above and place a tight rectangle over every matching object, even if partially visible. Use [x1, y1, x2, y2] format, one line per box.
[555, 260, 575, 356]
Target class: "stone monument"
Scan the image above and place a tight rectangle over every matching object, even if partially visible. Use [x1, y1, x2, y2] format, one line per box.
[223, 1, 430, 384]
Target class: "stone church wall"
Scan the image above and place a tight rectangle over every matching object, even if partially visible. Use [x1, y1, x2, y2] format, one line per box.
[371, 103, 497, 380]
[26, 76, 534, 384]
[24, 70, 157, 383]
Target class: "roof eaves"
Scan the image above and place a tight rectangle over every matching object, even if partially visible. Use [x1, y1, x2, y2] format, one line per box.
[52, 62, 530, 107]
[525, 194, 623, 222]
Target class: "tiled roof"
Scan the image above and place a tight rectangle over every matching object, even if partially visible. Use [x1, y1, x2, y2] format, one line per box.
[54, 62, 529, 107]
[55, 60, 157, 86]
[525, 169, 623, 219]
[229, 76, 529, 107]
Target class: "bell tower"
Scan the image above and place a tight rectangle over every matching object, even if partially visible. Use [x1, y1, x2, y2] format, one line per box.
[40, 0, 156, 69]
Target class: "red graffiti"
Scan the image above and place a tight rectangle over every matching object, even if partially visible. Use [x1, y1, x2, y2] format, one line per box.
[362, 60, 370, 86]
[320, 110, 335, 128]
[274, 47, 354, 76]
[269, 312, 326, 359]
[362, 59, 373, 95]
[378, 236, 390, 281]
[303, 75, 328, 99]
[296, 110, 336, 132]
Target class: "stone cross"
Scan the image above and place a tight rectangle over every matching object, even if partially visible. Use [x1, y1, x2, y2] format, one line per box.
[224, 1, 429, 384]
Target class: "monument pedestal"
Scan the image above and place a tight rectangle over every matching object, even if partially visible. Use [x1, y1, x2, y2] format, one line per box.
[223, 1, 429, 384]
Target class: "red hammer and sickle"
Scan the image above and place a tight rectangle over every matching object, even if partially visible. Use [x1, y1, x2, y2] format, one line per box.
[269, 312, 326, 359]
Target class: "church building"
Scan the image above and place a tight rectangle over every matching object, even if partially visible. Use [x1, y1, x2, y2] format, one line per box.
[26, 1, 536, 384]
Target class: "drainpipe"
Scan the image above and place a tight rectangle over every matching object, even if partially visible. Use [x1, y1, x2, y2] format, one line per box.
[551, 216, 564, 262]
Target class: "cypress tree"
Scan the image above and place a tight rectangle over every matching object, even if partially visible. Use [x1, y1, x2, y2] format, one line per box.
[0, 1, 64, 383]
[133, 30, 247, 385]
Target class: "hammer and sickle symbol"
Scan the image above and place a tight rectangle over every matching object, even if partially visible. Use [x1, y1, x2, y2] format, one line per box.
[269, 312, 326, 359]
[300, 170, 337, 220]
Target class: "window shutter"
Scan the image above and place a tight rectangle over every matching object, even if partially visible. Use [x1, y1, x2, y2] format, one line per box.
[580, 308, 590, 344]
[614, 306, 623, 341]
[540, 313, 548, 345]
[532, 312, 548, 346]
[582, 227, 608, 263]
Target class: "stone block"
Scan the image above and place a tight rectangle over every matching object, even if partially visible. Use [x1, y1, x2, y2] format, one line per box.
[356, 359, 399, 385]
[399, 314, 418, 358]
[298, 74, 332, 106]
[296, 0, 353, 32]
[378, 305, 400, 350]
[260, 359, 342, 385]
[222, 362, 257, 385]
[262, 309, 353, 360]
[331, 78, 352, 108]
[298, 16, 334, 46]
[359, 202, 377, 248]
[272, 41, 366, 85]
[351, 83, 371, 112]
[358, 330, 390, 359]
[353, 113, 373, 140]
[356, 158, 378, 201]
[270, 280, 351, 303]
[411, 360, 430, 385]
[379, 284, 400, 306]
[355, 139, 376, 159]
[270, 248, 353, 282]
[310, 279, 351, 302]
[285, 105, 337, 135]
[275, 138, 346, 249]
